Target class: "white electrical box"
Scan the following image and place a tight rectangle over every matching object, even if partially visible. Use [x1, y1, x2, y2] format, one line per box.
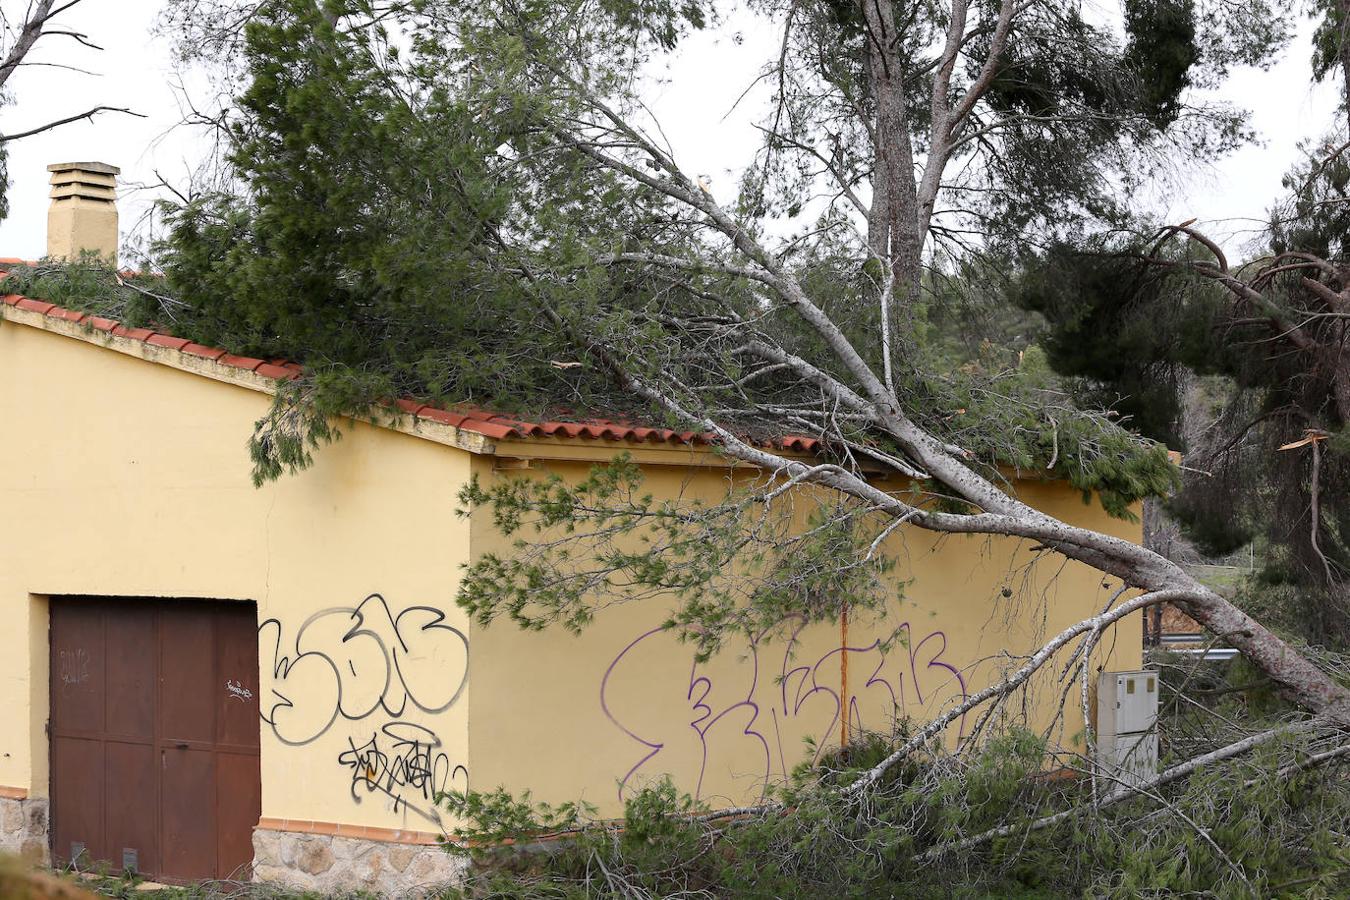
[1099, 731, 1159, 789]
[1096, 669, 1159, 789]
[1100, 670, 1158, 734]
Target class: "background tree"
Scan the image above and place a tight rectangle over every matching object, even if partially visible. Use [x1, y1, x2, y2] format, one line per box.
[0, 0, 141, 220]
[1015, 3, 1350, 645]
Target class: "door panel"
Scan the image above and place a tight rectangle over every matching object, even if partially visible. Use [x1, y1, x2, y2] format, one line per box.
[50, 597, 260, 883]
[104, 741, 159, 875]
[216, 751, 262, 878]
[216, 605, 262, 750]
[160, 747, 216, 880]
[50, 736, 104, 868]
[51, 602, 106, 734]
[159, 607, 217, 745]
[104, 608, 156, 739]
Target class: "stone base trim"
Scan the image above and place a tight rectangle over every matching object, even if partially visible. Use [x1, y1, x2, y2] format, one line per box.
[253, 825, 467, 897]
[0, 789, 49, 865]
[256, 816, 441, 845]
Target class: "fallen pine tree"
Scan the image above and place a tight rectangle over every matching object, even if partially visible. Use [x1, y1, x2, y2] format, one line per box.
[439, 646, 1350, 898]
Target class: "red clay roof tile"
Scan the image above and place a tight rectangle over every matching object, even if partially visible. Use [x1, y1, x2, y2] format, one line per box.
[458, 419, 524, 440]
[146, 334, 193, 351]
[254, 362, 300, 380]
[15, 297, 55, 315]
[182, 343, 227, 361]
[218, 354, 266, 372]
[111, 324, 154, 341]
[416, 408, 471, 427]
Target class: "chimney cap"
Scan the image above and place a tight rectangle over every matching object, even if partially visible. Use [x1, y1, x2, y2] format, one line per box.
[46, 161, 120, 175]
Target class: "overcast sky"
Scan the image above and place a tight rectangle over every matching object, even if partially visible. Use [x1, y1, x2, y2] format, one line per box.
[0, 2, 1341, 261]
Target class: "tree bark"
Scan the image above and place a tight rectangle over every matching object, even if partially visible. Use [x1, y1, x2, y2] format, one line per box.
[1338, 0, 1350, 112]
[1333, 340, 1350, 425]
[0, 0, 57, 93]
[860, 0, 922, 335]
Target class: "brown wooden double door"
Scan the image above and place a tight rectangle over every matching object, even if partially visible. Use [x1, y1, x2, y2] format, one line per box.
[50, 597, 261, 882]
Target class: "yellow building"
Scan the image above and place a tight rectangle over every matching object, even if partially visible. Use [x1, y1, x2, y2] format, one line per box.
[0, 163, 1142, 894]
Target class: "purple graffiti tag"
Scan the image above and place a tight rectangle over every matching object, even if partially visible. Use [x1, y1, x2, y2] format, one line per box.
[771, 616, 846, 770]
[600, 627, 669, 803]
[691, 629, 770, 803]
[693, 698, 770, 803]
[909, 629, 970, 739]
[843, 625, 970, 740]
[602, 626, 772, 804]
[687, 674, 714, 731]
[600, 618, 970, 803]
[845, 639, 894, 743]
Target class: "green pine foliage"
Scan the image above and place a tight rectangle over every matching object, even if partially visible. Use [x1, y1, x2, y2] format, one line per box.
[456, 453, 900, 659]
[1311, 0, 1350, 88]
[904, 343, 1179, 520]
[1, 256, 178, 326]
[439, 721, 1350, 899]
[158, 0, 600, 475]
[1123, 0, 1199, 126]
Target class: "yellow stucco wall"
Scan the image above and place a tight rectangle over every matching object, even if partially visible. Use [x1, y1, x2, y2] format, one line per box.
[0, 316, 473, 833]
[465, 458, 1143, 817]
[0, 307, 1142, 836]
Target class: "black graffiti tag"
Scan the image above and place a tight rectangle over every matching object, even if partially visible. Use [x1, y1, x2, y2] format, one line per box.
[338, 721, 468, 824]
[259, 593, 469, 745]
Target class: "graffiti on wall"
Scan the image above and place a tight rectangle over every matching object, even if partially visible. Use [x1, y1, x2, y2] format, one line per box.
[339, 721, 469, 822]
[258, 594, 967, 817]
[57, 647, 91, 689]
[259, 593, 469, 824]
[601, 617, 968, 803]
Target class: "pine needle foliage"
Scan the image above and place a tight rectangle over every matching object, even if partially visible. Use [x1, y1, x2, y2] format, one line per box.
[456, 453, 900, 659]
[439, 719, 1350, 899]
